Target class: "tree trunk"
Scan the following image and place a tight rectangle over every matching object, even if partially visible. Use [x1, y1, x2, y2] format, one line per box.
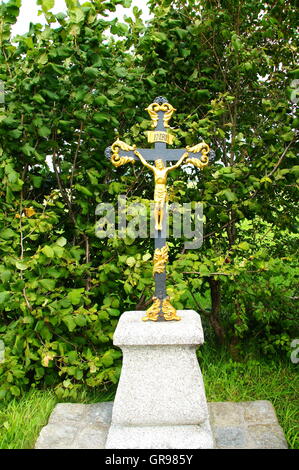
[229, 298, 243, 361]
[208, 278, 226, 344]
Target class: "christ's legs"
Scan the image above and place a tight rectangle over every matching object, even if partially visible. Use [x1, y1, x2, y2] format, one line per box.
[158, 205, 164, 231]
[155, 203, 165, 231]
[154, 183, 167, 231]
[155, 204, 161, 231]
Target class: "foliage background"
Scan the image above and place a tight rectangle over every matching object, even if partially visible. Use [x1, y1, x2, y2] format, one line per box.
[0, 0, 298, 400]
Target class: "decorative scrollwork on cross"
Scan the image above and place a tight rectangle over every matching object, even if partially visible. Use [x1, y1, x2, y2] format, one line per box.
[142, 297, 160, 322]
[145, 102, 176, 129]
[111, 139, 136, 167]
[185, 142, 210, 169]
[142, 296, 181, 322]
[153, 245, 169, 274]
[162, 297, 181, 321]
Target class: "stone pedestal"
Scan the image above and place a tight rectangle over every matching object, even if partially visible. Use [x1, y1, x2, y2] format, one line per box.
[105, 310, 214, 449]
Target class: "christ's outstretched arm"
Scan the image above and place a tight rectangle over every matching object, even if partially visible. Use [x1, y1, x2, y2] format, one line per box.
[167, 152, 188, 173]
[134, 150, 155, 172]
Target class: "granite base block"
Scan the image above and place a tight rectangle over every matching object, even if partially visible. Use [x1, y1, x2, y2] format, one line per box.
[105, 310, 213, 448]
[106, 423, 214, 449]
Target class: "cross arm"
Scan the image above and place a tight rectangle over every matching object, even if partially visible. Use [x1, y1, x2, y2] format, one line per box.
[105, 140, 188, 166]
[105, 139, 211, 168]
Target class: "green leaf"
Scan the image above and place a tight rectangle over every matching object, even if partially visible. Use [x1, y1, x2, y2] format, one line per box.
[38, 126, 51, 138]
[107, 308, 120, 317]
[56, 237, 67, 247]
[21, 143, 35, 156]
[0, 228, 16, 240]
[9, 385, 20, 397]
[15, 261, 28, 271]
[0, 291, 10, 304]
[53, 245, 64, 258]
[74, 314, 86, 327]
[291, 166, 299, 176]
[93, 113, 109, 123]
[84, 67, 98, 78]
[8, 129, 22, 139]
[32, 175, 43, 188]
[74, 184, 93, 197]
[37, 0, 55, 13]
[196, 89, 210, 98]
[37, 53, 48, 65]
[0, 268, 11, 283]
[231, 34, 243, 51]
[94, 95, 107, 106]
[67, 288, 85, 305]
[42, 90, 59, 100]
[63, 315, 76, 332]
[42, 245, 55, 258]
[70, 7, 85, 23]
[223, 190, 237, 202]
[32, 94, 46, 104]
[65, 0, 77, 8]
[39, 279, 56, 290]
[126, 256, 135, 267]
[282, 131, 294, 142]
[260, 176, 272, 184]
[237, 242, 251, 251]
[152, 31, 167, 41]
[101, 350, 114, 367]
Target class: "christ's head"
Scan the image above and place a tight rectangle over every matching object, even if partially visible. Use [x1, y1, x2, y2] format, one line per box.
[155, 159, 164, 170]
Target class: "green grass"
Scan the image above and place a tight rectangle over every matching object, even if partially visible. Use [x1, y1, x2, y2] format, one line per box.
[0, 349, 298, 449]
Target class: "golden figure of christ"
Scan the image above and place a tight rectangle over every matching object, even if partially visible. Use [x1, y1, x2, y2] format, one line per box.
[134, 150, 188, 231]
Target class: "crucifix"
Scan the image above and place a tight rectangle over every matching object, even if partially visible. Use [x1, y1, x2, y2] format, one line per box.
[105, 97, 210, 322]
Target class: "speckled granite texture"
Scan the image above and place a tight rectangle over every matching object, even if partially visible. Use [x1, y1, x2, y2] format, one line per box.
[105, 310, 213, 448]
[35, 400, 288, 449]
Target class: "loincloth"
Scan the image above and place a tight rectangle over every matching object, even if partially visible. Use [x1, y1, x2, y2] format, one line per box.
[154, 184, 167, 205]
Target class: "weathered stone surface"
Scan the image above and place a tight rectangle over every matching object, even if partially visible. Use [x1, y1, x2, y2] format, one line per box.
[72, 425, 108, 449]
[35, 400, 288, 449]
[48, 403, 86, 425]
[213, 425, 246, 448]
[113, 310, 204, 346]
[208, 401, 245, 426]
[106, 423, 214, 450]
[110, 344, 209, 427]
[246, 424, 288, 449]
[208, 401, 288, 449]
[106, 310, 213, 449]
[243, 400, 279, 425]
[35, 402, 113, 450]
[35, 423, 79, 449]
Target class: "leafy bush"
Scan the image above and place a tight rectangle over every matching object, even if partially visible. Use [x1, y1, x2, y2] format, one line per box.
[0, 0, 298, 399]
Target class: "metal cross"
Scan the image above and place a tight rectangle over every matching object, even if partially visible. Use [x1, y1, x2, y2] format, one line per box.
[105, 97, 211, 322]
